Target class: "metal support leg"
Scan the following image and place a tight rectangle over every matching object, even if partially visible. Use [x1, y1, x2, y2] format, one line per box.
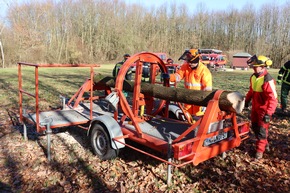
[22, 109, 28, 141]
[59, 95, 66, 110]
[40, 118, 53, 161]
[163, 128, 173, 186]
[222, 152, 227, 159]
[23, 123, 28, 141]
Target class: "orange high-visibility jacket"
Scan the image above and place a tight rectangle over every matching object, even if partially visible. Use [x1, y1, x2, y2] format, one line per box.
[170, 61, 212, 90]
[170, 61, 212, 115]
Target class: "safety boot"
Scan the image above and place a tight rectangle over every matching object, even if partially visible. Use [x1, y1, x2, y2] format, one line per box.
[255, 152, 263, 160]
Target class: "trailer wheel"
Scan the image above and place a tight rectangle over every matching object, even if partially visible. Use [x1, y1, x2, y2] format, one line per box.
[90, 124, 118, 160]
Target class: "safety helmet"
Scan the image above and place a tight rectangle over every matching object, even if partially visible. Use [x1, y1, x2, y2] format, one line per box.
[247, 55, 272, 67]
[178, 49, 200, 63]
[123, 53, 130, 58]
[167, 58, 174, 64]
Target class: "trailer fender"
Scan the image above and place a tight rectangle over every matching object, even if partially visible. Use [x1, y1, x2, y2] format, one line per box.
[88, 115, 125, 149]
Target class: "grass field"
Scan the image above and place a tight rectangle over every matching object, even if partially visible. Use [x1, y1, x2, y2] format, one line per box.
[0, 64, 281, 110]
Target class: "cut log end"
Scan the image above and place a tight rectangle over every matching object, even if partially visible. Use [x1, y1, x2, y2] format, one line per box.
[226, 92, 245, 114]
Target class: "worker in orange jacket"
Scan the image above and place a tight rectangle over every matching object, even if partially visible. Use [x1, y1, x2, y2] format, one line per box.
[168, 49, 212, 117]
[245, 55, 278, 159]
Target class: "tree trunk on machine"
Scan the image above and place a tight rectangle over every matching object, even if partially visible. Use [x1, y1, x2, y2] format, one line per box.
[93, 75, 245, 113]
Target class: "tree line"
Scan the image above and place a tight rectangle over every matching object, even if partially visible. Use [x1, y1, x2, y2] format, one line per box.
[0, 0, 289, 68]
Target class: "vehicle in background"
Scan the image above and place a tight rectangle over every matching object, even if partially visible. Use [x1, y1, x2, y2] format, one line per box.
[208, 54, 227, 69]
[200, 54, 210, 65]
[199, 49, 227, 69]
[130, 52, 167, 72]
[154, 52, 167, 63]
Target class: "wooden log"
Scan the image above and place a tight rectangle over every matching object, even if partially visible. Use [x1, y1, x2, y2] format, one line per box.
[93, 75, 245, 113]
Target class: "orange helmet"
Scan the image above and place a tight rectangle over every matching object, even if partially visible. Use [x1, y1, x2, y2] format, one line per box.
[247, 55, 272, 67]
[178, 49, 200, 63]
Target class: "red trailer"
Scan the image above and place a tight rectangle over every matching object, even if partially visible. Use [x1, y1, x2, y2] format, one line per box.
[18, 52, 249, 183]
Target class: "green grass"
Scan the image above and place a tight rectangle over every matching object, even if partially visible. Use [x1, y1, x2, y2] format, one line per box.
[212, 68, 280, 96]
[0, 65, 281, 111]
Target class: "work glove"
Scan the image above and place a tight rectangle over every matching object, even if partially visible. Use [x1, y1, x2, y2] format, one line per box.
[276, 79, 281, 85]
[263, 114, 271, 123]
[161, 73, 170, 80]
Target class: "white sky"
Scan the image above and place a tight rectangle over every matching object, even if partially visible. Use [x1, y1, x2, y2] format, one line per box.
[1, 0, 289, 18]
[124, 0, 289, 11]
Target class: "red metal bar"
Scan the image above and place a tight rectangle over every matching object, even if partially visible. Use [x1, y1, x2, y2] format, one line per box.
[118, 91, 144, 137]
[18, 64, 23, 122]
[72, 79, 92, 109]
[113, 137, 195, 168]
[76, 125, 89, 130]
[18, 62, 100, 68]
[35, 66, 40, 132]
[18, 62, 99, 133]
[232, 113, 241, 146]
[90, 67, 93, 120]
[173, 119, 201, 143]
[133, 60, 142, 117]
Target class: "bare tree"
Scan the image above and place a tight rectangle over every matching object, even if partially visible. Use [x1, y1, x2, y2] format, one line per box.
[0, 24, 4, 68]
[1, 0, 289, 67]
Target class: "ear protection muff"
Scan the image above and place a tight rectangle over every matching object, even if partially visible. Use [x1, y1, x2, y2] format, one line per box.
[255, 55, 273, 67]
[265, 59, 272, 66]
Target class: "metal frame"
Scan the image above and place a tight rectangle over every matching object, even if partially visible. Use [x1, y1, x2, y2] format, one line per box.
[18, 62, 99, 132]
[18, 53, 249, 168]
[110, 52, 250, 166]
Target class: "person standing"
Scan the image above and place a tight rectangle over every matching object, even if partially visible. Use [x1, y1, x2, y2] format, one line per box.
[277, 60, 290, 113]
[167, 49, 212, 117]
[112, 53, 132, 80]
[245, 55, 278, 159]
[166, 58, 177, 74]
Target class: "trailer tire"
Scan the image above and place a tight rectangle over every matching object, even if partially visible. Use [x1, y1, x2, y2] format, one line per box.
[90, 124, 119, 160]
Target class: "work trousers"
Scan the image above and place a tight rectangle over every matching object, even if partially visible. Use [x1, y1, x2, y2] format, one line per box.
[280, 83, 290, 110]
[251, 110, 269, 153]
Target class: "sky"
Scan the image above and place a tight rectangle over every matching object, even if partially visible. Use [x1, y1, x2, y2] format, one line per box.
[1, 0, 289, 18]
[124, 0, 289, 12]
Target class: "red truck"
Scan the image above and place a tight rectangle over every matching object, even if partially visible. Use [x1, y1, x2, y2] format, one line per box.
[208, 54, 227, 68]
[199, 49, 227, 69]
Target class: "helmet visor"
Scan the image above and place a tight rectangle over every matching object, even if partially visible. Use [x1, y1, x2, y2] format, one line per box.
[247, 55, 267, 67]
[178, 50, 191, 61]
[178, 49, 200, 63]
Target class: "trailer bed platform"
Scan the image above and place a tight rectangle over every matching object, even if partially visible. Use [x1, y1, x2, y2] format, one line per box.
[124, 117, 196, 141]
[25, 109, 90, 129]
